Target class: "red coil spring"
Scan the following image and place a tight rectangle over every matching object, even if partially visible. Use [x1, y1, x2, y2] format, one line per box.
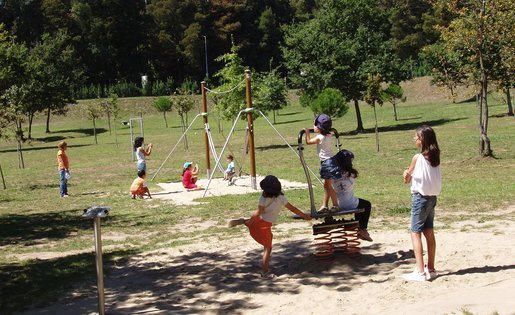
[312, 222, 361, 258]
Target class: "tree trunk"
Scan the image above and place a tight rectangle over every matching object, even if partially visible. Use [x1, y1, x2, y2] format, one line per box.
[114, 119, 118, 147]
[218, 118, 222, 133]
[0, 163, 6, 189]
[28, 113, 34, 139]
[373, 105, 379, 152]
[478, 0, 492, 157]
[17, 139, 25, 169]
[353, 99, 364, 133]
[93, 117, 98, 144]
[506, 87, 513, 116]
[392, 102, 398, 121]
[107, 110, 112, 135]
[163, 112, 168, 128]
[45, 107, 51, 133]
[272, 110, 276, 124]
[181, 114, 188, 150]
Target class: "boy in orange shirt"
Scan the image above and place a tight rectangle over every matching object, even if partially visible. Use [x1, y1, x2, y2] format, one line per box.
[131, 170, 151, 199]
[57, 141, 70, 197]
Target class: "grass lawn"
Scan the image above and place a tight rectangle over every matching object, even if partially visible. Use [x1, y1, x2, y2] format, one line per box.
[0, 80, 514, 313]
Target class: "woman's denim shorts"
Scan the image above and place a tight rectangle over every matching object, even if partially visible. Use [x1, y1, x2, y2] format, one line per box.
[411, 192, 437, 232]
[320, 158, 341, 179]
[137, 161, 146, 172]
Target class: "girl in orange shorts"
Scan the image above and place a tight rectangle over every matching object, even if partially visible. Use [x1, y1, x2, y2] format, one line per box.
[228, 175, 311, 278]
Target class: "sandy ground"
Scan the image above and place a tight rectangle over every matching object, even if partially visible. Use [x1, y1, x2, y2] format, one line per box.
[24, 216, 515, 315]
[153, 175, 308, 205]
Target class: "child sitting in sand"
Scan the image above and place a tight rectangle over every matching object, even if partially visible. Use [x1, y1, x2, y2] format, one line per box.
[331, 149, 373, 242]
[223, 155, 235, 181]
[130, 170, 151, 199]
[228, 175, 311, 278]
[182, 162, 201, 190]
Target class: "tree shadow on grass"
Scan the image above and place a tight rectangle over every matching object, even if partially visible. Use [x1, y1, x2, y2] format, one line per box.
[278, 111, 302, 116]
[57, 128, 108, 136]
[0, 144, 91, 153]
[0, 209, 97, 246]
[273, 119, 306, 126]
[19, 240, 415, 314]
[341, 118, 467, 135]
[256, 144, 292, 151]
[33, 135, 68, 142]
[0, 249, 138, 315]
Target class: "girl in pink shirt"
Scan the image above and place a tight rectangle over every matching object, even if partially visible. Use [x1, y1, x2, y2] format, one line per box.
[182, 162, 200, 190]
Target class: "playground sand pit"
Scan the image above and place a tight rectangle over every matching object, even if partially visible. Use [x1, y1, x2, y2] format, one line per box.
[153, 175, 309, 205]
[25, 214, 515, 315]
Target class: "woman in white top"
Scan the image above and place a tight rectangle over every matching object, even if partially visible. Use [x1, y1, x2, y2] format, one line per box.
[134, 137, 153, 172]
[228, 175, 311, 278]
[305, 114, 339, 212]
[402, 125, 442, 282]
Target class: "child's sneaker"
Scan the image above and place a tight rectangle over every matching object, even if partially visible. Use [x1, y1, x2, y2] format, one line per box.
[329, 206, 340, 213]
[228, 218, 246, 227]
[402, 270, 427, 282]
[357, 229, 373, 242]
[424, 266, 437, 280]
[318, 206, 329, 214]
[260, 271, 276, 279]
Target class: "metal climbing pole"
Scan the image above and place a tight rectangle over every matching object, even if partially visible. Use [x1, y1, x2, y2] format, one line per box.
[201, 81, 211, 178]
[245, 70, 257, 190]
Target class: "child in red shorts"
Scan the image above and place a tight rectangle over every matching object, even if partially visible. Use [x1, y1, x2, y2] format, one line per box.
[130, 170, 151, 199]
[228, 175, 311, 278]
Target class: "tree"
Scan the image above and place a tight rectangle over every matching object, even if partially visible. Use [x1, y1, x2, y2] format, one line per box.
[108, 93, 120, 146]
[3, 85, 28, 168]
[83, 102, 102, 144]
[171, 89, 195, 150]
[154, 96, 173, 127]
[283, 0, 410, 133]
[364, 74, 384, 152]
[309, 88, 349, 118]
[27, 31, 83, 133]
[254, 67, 287, 124]
[422, 43, 467, 103]
[213, 41, 246, 121]
[383, 83, 406, 121]
[437, 0, 514, 156]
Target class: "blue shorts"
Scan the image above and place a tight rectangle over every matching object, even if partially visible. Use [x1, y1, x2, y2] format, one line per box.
[320, 158, 340, 180]
[137, 161, 146, 172]
[411, 193, 437, 232]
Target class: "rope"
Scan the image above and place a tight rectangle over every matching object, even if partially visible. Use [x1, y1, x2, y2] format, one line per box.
[204, 79, 245, 95]
[205, 123, 226, 174]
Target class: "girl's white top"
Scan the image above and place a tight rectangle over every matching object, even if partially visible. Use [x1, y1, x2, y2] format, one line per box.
[411, 153, 442, 196]
[136, 147, 146, 163]
[332, 174, 359, 209]
[259, 195, 288, 223]
[315, 134, 333, 161]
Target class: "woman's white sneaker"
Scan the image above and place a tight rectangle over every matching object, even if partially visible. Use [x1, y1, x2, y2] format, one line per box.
[424, 266, 437, 280]
[402, 270, 427, 282]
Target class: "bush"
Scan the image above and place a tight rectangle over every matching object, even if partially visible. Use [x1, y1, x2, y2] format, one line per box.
[152, 80, 169, 96]
[109, 81, 141, 97]
[75, 84, 105, 100]
[310, 88, 348, 118]
[180, 78, 197, 94]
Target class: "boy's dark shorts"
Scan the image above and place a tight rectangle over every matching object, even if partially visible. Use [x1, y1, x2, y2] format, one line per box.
[320, 158, 341, 180]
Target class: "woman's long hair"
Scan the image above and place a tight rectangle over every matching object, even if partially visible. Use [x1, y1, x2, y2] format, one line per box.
[333, 150, 359, 178]
[134, 137, 144, 152]
[416, 125, 440, 167]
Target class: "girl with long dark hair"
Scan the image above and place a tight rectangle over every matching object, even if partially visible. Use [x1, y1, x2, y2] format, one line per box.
[402, 125, 442, 282]
[134, 137, 153, 171]
[332, 149, 373, 242]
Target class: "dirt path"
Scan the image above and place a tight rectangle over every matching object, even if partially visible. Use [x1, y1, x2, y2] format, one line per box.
[23, 218, 515, 315]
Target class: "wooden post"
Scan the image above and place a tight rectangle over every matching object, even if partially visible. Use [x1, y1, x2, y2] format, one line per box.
[245, 70, 257, 189]
[0, 163, 6, 189]
[201, 81, 211, 178]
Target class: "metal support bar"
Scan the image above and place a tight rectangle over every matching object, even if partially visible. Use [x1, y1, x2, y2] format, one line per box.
[93, 217, 105, 315]
[151, 113, 203, 181]
[202, 110, 245, 197]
